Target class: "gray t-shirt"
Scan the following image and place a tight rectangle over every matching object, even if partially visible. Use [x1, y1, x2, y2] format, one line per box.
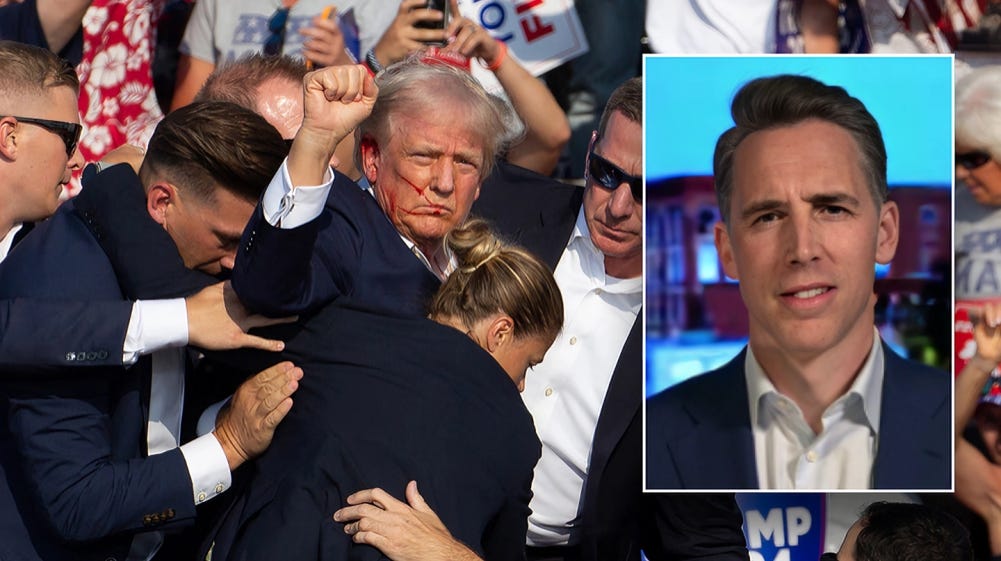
[179, 0, 396, 65]
[956, 186, 1001, 299]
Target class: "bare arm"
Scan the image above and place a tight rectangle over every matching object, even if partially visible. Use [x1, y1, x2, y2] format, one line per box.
[957, 303, 1001, 437]
[799, 0, 839, 53]
[445, 1, 569, 175]
[35, 0, 91, 53]
[171, 54, 215, 111]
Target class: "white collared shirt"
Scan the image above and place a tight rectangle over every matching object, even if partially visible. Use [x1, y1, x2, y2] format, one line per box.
[523, 209, 641, 546]
[746, 329, 885, 490]
[0, 223, 22, 262]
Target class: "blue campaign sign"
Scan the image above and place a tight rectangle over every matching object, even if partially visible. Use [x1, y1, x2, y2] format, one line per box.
[737, 493, 826, 561]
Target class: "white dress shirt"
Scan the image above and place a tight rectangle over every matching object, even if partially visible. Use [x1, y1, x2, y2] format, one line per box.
[127, 318, 231, 561]
[746, 329, 885, 490]
[523, 209, 641, 546]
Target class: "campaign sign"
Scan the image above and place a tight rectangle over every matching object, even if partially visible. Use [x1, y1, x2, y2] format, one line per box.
[737, 493, 825, 561]
[457, 0, 588, 92]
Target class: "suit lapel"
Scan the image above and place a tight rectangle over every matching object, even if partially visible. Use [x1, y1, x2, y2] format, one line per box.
[672, 352, 758, 488]
[872, 345, 948, 489]
[11, 222, 33, 247]
[584, 316, 641, 493]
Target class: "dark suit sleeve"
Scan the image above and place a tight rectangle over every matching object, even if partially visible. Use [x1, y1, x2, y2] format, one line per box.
[641, 494, 749, 561]
[231, 176, 363, 317]
[5, 373, 198, 541]
[0, 298, 130, 369]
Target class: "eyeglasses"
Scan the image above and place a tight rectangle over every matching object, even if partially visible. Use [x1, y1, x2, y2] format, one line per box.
[587, 150, 642, 201]
[957, 150, 992, 170]
[6, 116, 82, 157]
[263, 6, 291, 56]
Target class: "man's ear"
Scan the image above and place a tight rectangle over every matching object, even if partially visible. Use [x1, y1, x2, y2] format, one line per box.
[0, 117, 19, 160]
[146, 182, 176, 226]
[359, 135, 380, 185]
[715, 221, 740, 280]
[485, 314, 515, 353]
[875, 200, 900, 265]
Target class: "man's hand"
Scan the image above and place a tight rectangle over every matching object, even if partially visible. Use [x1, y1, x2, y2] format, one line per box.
[185, 282, 296, 352]
[290, 64, 377, 186]
[372, 0, 448, 67]
[213, 361, 302, 471]
[301, 10, 354, 69]
[333, 481, 483, 561]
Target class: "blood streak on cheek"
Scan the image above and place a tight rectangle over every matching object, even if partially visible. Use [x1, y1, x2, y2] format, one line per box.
[397, 172, 438, 211]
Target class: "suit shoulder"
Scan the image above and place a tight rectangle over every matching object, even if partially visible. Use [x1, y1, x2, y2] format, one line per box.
[648, 355, 742, 413]
[0, 204, 118, 299]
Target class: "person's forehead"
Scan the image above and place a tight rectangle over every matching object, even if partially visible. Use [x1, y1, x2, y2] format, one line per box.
[731, 120, 866, 193]
[10, 85, 79, 119]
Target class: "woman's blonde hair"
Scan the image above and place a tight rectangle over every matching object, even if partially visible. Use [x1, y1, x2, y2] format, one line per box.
[429, 218, 562, 340]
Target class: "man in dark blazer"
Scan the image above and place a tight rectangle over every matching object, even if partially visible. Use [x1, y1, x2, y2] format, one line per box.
[337, 78, 749, 561]
[0, 102, 302, 561]
[472, 78, 747, 561]
[646, 75, 950, 490]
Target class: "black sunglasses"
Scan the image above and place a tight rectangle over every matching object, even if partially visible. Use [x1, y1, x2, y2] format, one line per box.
[957, 150, 992, 170]
[7, 116, 81, 157]
[587, 150, 642, 201]
[263, 6, 291, 56]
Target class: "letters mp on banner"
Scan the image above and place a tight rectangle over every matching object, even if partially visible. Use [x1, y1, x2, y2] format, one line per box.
[457, 0, 589, 92]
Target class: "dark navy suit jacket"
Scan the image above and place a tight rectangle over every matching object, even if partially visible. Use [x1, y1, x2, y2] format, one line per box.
[206, 305, 541, 561]
[645, 344, 951, 490]
[231, 172, 439, 318]
[0, 165, 205, 561]
[473, 162, 748, 561]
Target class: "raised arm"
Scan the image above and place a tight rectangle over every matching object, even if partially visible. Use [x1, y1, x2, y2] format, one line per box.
[231, 65, 378, 316]
[34, 0, 91, 53]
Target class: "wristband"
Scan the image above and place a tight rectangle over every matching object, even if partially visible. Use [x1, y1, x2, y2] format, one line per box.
[484, 41, 507, 72]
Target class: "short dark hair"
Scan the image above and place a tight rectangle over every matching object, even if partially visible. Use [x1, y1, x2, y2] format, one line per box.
[854, 502, 972, 561]
[597, 76, 642, 140]
[713, 74, 887, 224]
[139, 101, 286, 204]
[194, 53, 307, 111]
[0, 40, 79, 102]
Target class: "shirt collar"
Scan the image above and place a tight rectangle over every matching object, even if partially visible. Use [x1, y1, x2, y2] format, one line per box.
[0, 223, 23, 263]
[569, 207, 642, 295]
[745, 328, 885, 433]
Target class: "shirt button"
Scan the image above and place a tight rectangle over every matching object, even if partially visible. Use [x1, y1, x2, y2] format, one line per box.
[197, 492, 207, 502]
[595, 288, 603, 295]
[215, 483, 225, 493]
[569, 336, 578, 345]
[544, 387, 553, 397]
[805, 450, 818, 463]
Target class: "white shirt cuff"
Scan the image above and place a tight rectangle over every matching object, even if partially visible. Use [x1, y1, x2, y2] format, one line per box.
[123, 300, 189, 365]
[196, 397, 231, 437]
[261, 158, 335, 229]
[180, 433, 232, 505]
